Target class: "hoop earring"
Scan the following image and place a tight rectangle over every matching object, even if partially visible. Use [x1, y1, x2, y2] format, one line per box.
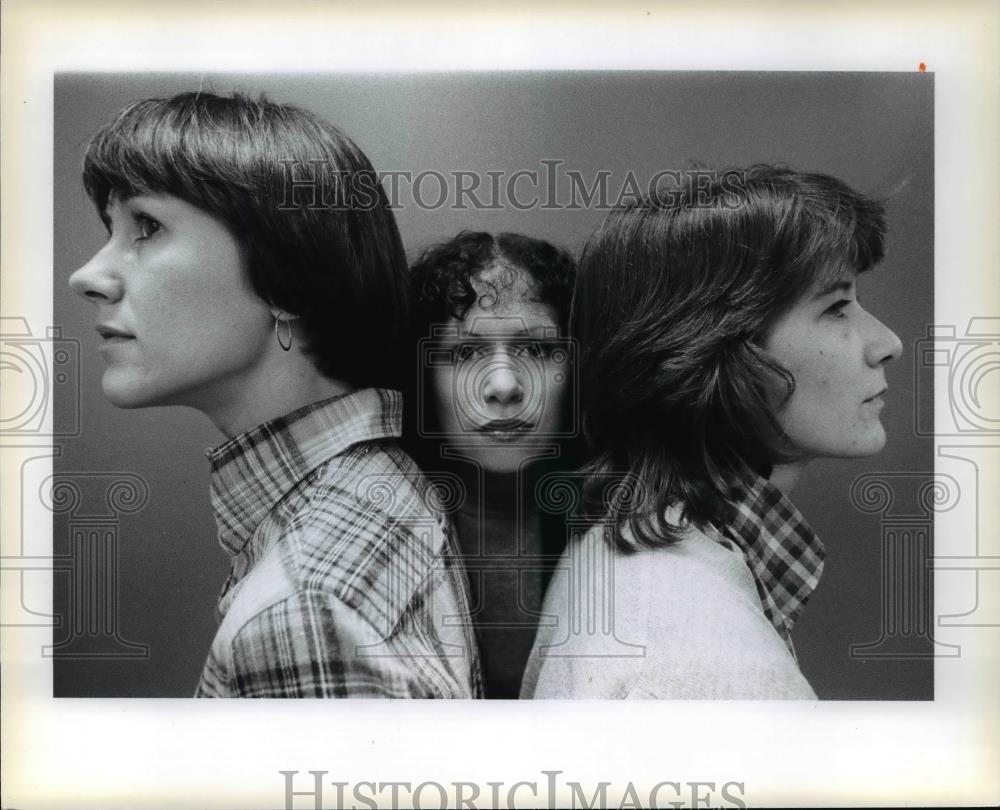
[274, 317, 293, 351]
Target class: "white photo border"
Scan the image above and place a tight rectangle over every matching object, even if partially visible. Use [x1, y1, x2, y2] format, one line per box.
[2, 1, 998, 808]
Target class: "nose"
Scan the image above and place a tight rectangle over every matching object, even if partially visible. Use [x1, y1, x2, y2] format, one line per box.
[865, 310, 903, 367]
[68, 244, 123, 304]
[481, 348, 524, 406]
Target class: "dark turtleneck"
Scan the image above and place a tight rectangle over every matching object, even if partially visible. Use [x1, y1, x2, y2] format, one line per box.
[449, 462, 565, 698]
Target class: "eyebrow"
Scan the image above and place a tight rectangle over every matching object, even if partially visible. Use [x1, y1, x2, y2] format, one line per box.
[813, 278, 856, 299]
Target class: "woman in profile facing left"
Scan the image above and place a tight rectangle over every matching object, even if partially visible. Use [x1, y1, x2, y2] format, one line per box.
[521, 165, 903, 699]
[69, 91, 480, 698]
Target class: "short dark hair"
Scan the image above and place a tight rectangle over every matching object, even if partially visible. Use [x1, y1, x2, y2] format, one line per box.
[82, 90, 409, 389]
[573, 164, 888, 550]
[410, 230, 576, 337]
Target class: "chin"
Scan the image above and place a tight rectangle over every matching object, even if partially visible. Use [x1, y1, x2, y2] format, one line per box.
[842, 427, 888, 458]
[789, 425, 888, 460]
[102, 388, 155, 410]
[101, 372, 162, 410]
[457, 444, 538, 475]
[861, 436, 888, 456]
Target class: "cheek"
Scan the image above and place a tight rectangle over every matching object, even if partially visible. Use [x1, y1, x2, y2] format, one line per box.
[203, 309, 273, 363]
[769, 343, 837, 432]
[778, 351, 867, 450]
[430, 368, 459, 424]
[773, 336, 836, 396]
[795, 344, 856, 406]
[540, 373, 569, 425]
[157, 289, 269, 363]
[178, 232, 254, 299]
[136, 256, 271, 372]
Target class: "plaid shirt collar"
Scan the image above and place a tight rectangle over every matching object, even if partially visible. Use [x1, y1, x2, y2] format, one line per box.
[713, 474, 825, 655]
[205, 388, 402, 557]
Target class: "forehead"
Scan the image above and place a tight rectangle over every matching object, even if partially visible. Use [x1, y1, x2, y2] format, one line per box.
[453, 263, 558, 334]
[802, 263, 860, 299]
[103, 189, 135, 214]
[105, 191, 221, 225]
[777, 260, 859, 312]
[104, 189, 167, 215]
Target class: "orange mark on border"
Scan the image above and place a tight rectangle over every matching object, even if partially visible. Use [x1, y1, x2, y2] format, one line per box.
[919, 62, 927, 72]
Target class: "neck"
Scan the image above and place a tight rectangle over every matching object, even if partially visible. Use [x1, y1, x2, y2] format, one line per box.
[768, 460, 809, 497]
[441, 455, 562, 516]
[200, 354, 355, 439]
[460, 466, 520, 507]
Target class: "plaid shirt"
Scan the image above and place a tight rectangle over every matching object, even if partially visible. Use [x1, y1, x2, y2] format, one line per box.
[705, 475, 826, 656]
[195, 389, 481, 698]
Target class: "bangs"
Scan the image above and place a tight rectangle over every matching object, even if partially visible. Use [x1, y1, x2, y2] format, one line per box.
[81, 95, 259, 212]
[762, 173, 887, 309]
[800, 187, 886, 275]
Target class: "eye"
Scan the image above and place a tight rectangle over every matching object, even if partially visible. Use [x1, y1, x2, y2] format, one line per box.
[456, 342, 490, 361]
[132, 213, 162, 241]
[512, 342, 544, 359]
[824, 299, 852, 318]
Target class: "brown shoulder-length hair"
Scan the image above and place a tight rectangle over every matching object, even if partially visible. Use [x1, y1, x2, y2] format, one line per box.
[573, 164, 887, 550]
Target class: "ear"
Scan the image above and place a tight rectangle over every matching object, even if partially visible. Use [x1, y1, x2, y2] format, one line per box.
[270, 309, 301, 322]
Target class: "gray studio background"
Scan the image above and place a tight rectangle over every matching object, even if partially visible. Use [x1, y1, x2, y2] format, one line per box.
[53, 72, 933, 698]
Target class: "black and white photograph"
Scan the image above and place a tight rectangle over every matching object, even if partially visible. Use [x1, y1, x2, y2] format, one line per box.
[50, 70, 934, 703]
[2, 2, 998, 808]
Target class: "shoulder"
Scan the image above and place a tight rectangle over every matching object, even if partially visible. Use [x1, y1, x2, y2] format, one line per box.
[542, 522, 760, 633]
[262, 440, 459, 635]
[208, 586, 473, 698]
[524, 523, 815, 700]
[632, 523, 816, 699]
[311, 438, 444, 530]
[521, 525, 651, 698]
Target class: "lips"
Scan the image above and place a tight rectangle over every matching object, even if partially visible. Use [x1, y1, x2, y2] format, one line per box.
[475, 418, 535, 434]
[96, 324, 134, 340]
[863, 387, 888, 403]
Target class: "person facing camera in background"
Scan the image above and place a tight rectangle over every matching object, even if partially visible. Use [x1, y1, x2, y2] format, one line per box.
[521, 165, 903, 699]
[69, 91, 480, 698]
[407, 231, 578, 698]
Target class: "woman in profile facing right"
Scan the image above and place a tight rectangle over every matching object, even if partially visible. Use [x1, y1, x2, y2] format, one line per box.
[521, 165, 903, 699]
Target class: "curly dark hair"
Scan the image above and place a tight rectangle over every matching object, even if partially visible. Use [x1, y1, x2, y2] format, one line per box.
[404, 231, 577, 468]
[574, 164, 890, 551]
[410, 231, 576, 335]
